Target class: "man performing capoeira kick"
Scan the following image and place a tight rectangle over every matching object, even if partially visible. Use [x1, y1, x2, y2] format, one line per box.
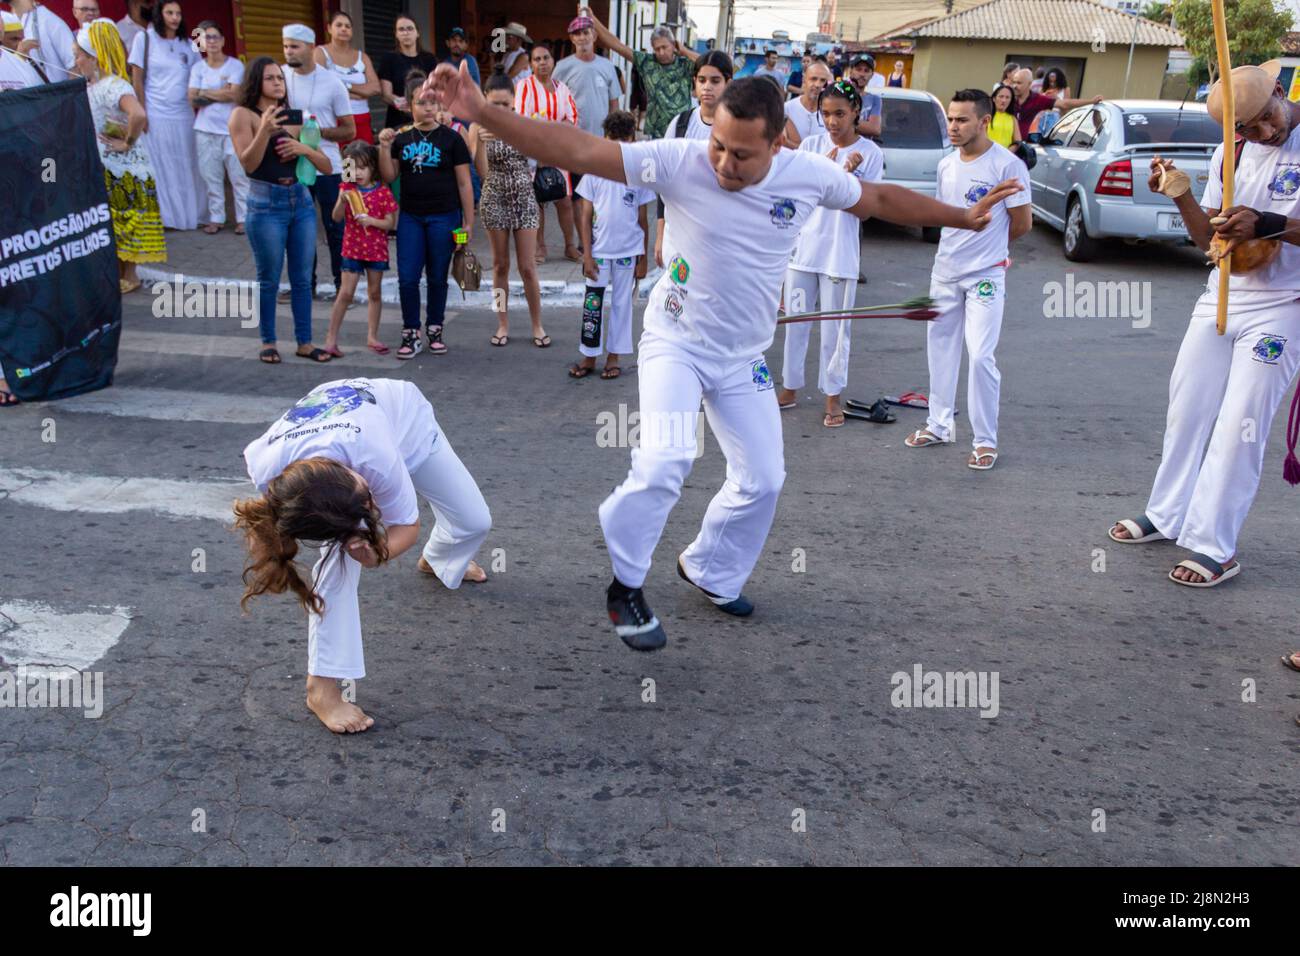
[428, 63, 1020, 649]
[1109, 61, 1300, 587]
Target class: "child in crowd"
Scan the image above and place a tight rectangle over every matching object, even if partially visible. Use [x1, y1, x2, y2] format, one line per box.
[324, 141, 398, 357]
[568, 110, 652, 380]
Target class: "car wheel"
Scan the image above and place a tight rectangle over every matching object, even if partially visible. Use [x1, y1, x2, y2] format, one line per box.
[1063, 198, 1099, 262]
[921, 225, 942, 243]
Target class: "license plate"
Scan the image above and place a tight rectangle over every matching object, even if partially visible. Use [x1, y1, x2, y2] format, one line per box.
[1162, 213, 1185, 231]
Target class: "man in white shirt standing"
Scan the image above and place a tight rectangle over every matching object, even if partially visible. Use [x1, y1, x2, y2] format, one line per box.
[904, 89, 1032, 471]
[429, 64, 1020, 650]
[282, 24, 355, 297]
[0, 14, 40, 92]
[115, 0, 148, 53]
[10, 0, 74, 80]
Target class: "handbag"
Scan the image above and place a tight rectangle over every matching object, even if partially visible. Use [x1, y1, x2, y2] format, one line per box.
[533, 165, 567, 204]
[451, 245, 482, 296]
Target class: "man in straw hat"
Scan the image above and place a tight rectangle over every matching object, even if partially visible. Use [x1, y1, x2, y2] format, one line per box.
[499, 21, 530, 82]
[1109, 60, 1300, 587]
[427, 62, 1020, 650]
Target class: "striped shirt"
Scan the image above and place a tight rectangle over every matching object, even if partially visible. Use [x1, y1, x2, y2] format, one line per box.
[514, 75, 579, 128]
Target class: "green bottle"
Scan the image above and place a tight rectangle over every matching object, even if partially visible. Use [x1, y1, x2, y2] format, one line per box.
[296, 115, 321, 186]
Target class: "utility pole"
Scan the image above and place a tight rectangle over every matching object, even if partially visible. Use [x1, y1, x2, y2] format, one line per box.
[1122, 10, 1140, 96]
[715, 0, 734, 54]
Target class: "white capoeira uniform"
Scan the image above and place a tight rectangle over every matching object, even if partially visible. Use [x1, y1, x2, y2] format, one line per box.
[924, 141, 1031, 449]
[244, 378, 491, 679]
[1143, 125, 1300, 564]
[575, 173, 654, 358]
[783, 132, 883, 396]
[599, 139, 862, 601]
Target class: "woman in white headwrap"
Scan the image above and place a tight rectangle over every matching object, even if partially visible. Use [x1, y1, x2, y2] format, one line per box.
[74, 18, 165, 294]
[127, 0, 203, 229]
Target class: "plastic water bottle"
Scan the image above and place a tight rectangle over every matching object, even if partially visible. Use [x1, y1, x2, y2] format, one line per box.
[296, 115, 320, 186]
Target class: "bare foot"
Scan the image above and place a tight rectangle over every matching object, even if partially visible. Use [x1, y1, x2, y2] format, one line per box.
[417, 556, 487, 584]
[305, 676, 374, 733]
[1110, 522, 1132, 540]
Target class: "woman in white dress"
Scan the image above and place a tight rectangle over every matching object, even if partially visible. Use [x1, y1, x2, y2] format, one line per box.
[128, 0, 202, 229]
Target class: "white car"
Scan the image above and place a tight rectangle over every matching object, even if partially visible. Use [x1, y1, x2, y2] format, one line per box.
[877, 87, 953, 242]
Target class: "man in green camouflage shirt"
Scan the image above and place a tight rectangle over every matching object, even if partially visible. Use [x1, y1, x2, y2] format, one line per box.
[584, 7, 696, 138]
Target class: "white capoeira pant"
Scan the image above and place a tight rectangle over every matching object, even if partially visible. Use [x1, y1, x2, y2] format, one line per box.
[195, 129, 250, 226]
[925, 267, 1006, 449]
[306, 433, 491, 680]
[782, 267, 854, 395]
[598, 332, 785, 602]
[1144, 294, 1300, 564]
[580, 256, 637, 358]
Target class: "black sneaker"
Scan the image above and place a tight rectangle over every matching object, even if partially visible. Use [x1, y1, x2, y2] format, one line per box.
[676, 557, 754, 617]
[606, 579, 666, 651]
[396, 328, 423, 360]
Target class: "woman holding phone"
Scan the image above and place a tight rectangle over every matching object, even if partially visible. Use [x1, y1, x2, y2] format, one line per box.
[229, 56, 335, 365]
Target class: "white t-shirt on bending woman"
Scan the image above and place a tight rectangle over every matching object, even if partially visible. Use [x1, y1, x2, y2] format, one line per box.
[620, 138, 862, 362]
[790, 133, 883, 280]
[244, 378, 439, 528]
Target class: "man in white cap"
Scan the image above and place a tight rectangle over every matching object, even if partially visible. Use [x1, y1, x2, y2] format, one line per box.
[282, 23, 355, 298]
[553, 14, 620, 138]
[499, 21, 530, 81]
[1110, 61, 1300, 588]
[9, 0, 74, 79]
[428, 64, 1018, 650]
[0, 12, 40, 93]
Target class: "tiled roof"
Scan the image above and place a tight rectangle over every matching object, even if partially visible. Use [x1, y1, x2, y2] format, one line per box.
[895, 0, 1184, 47]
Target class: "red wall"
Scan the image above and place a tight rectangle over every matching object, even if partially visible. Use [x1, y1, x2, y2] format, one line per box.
[26, 0, 237, 57]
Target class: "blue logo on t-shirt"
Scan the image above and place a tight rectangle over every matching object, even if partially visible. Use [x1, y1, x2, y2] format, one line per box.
[964, 181, 993, 205]
[1269, 164, 1300, 200]
[769, 198, 797, 227]
[282, 383, 376, 426]
[402, 141, 442, 171]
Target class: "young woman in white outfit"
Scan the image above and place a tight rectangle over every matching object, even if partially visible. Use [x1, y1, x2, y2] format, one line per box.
[237, 378, 491, 733]
[778, 80, 883, 428]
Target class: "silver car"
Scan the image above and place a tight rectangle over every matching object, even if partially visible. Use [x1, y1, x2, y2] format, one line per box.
[1027, 100, 1222, 261]
[877, 87, 953, 242]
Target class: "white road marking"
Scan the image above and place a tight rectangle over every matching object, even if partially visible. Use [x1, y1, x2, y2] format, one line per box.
[0, 601, 131, 676]
[43, 386, 294, 425]
[0, 467, 250, 523]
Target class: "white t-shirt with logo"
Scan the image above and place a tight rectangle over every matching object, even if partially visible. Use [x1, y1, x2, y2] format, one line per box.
[932, 141, 1031, 279]
[790, 133, 883, 279]
[243, 378, 438, 527]
[284, 66, 353, 175]
[575, 174, 655, 259]
[189, 57, 244, 136]
[621, 138, 862, 362]
[1200, 124, 1300, 309]
[784, 96, 824, 143]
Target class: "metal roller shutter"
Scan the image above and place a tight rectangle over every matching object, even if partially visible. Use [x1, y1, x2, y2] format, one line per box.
[362, 0, 404, 60]
[238, 0, 319, 62]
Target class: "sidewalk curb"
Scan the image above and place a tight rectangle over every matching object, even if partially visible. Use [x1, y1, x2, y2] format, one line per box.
[137, 266, 664, 310]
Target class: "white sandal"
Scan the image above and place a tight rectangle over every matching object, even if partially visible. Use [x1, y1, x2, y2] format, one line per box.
[968, 448, 998, 470]
[1108, 515, 1165, 544]
[904, 428, 946, 448]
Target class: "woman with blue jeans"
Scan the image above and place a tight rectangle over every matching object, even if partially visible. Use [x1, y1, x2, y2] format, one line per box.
[229, 56, 335, 363]
[377, 72, 474, 358]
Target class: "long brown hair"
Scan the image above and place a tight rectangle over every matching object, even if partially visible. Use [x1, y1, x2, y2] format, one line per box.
[233, 457, 389, 616]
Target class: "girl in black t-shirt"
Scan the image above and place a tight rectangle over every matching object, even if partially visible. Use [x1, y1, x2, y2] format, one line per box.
[378, 72, 475, 358]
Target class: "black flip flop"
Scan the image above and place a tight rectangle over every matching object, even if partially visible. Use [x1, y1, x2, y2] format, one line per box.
[296, 348, 332, 363]
[0, 388, 19, 407]
[600, 365, 621, 379]
[568, 362, 595, 378]
[533, 335, 552, 348]
[843, 398, 896, 423]
[259, 347, 281, 364]
[490, 334, 509, 347]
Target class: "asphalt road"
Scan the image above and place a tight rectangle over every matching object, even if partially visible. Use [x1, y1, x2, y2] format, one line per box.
[2, 218, 1297, 866]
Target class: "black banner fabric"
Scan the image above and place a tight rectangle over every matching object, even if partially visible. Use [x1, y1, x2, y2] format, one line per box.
[0, 78, 121, 401]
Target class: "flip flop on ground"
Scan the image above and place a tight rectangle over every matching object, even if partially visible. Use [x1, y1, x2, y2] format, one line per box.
[296, 347, 332, 363]
[904, 428, 946, 447]
[569, 361, 595, 378]
[968, 447, 998, 470]
[259, 347, 281, 364]
[844, 398, 896, 423]
[1168, 553, 1240, 588]
[1108, 515, 1166, 544]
